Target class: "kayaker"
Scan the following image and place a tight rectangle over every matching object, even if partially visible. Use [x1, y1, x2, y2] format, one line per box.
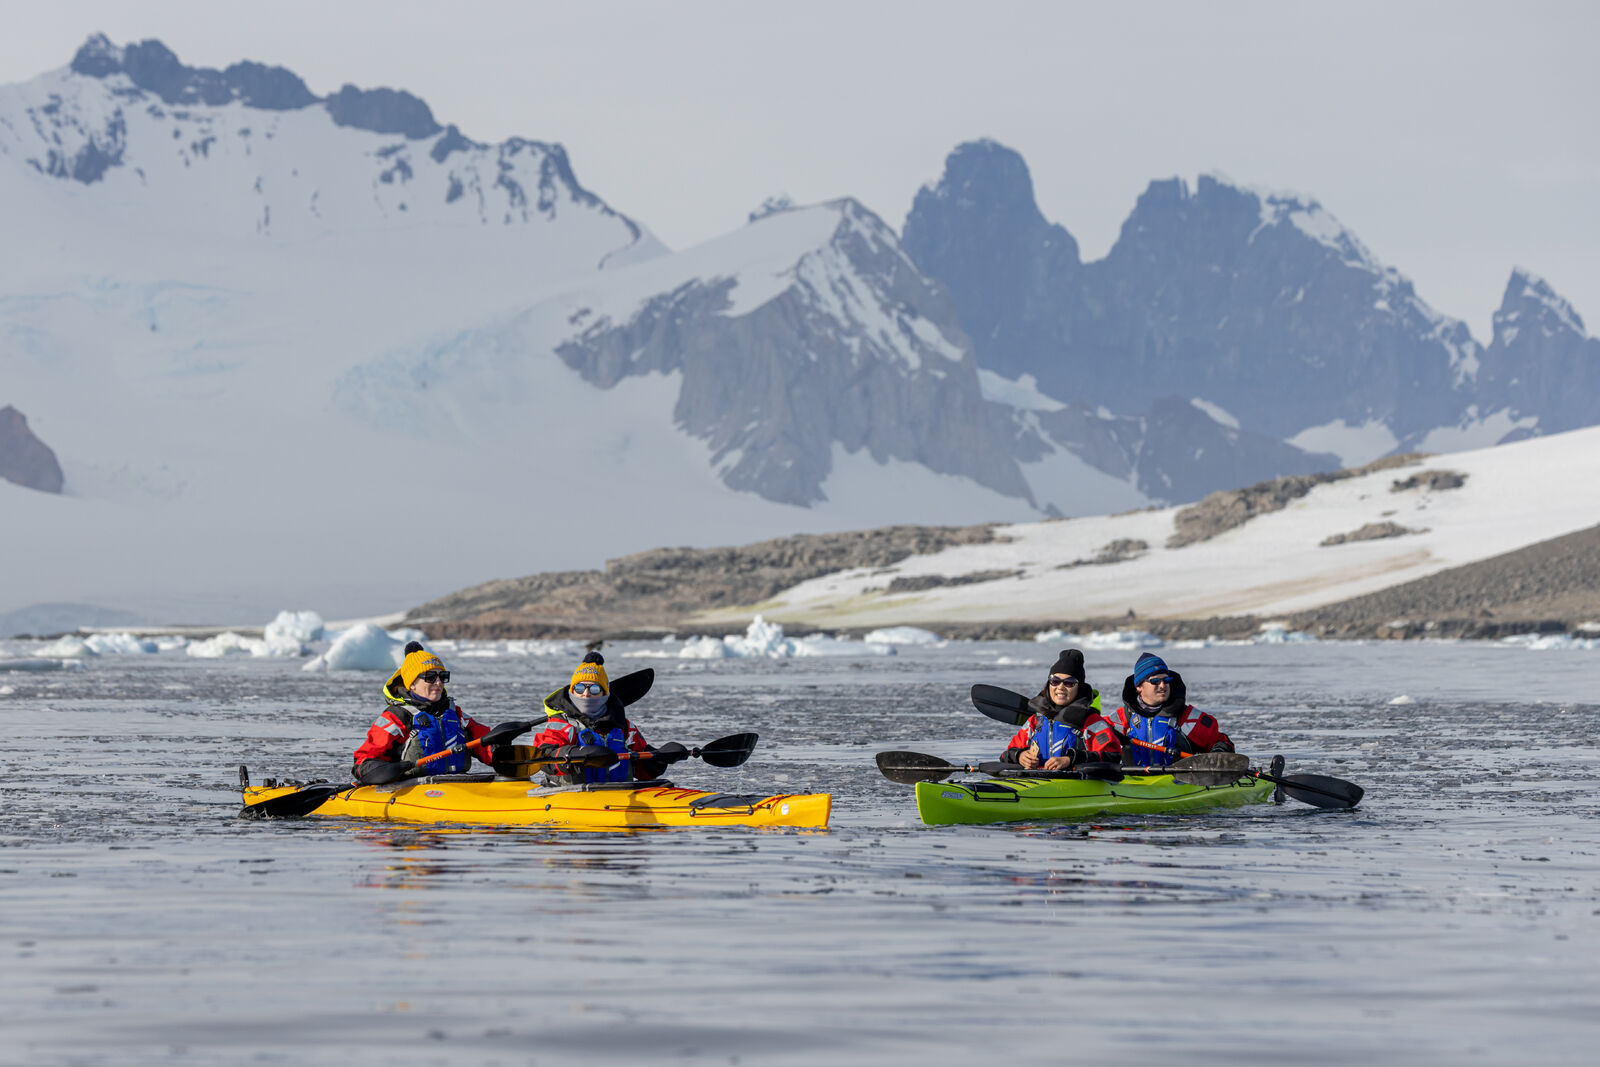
[531, 652, 673, 783]
[351, 642, 502, 783]
[1001, 649, 1122, 769]
[1101, 652, 1235, 767]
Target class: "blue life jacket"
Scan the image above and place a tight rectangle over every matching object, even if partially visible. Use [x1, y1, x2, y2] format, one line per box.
[412, 707, 470, 774]
[1124, 712, 1180, 768]
[574, 722, 632, 783]
[1030, 717, 1084, 760]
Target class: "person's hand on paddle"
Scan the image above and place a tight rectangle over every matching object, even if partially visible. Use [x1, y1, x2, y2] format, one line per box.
[1017, 744, 1041, 769]
[1041, 753, 1075, 771]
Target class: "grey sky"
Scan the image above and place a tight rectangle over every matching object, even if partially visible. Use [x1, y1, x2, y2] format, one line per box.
[6, 0, 1597, 339]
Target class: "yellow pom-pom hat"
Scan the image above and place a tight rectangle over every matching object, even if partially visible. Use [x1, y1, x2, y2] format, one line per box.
[400, 648, 447, 689]
[569, 654, 609, 694]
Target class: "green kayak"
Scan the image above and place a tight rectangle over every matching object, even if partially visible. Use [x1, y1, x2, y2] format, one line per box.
[913, 770, 1275, 826]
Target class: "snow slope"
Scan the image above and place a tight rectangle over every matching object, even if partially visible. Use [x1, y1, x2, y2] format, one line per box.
[699, 424, 1600, 628]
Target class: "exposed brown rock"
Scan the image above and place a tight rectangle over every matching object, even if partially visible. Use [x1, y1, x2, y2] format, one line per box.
[1391, 469, 1466, 492]
[1166, 453, 1426, 548]
[0, 406, 65, 493]
[409, 523, 1003, 639]
[1319, 521, 1425, 547]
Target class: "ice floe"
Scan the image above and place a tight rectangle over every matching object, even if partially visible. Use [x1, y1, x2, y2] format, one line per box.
[676, 616, 895, 659]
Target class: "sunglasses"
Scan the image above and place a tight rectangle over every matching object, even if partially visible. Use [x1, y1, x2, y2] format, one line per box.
[415, 670, 449, 685]
[571, 682, 605, 696]
[1048, 675, 1079, 687]
[1141, 675, 1172, 687]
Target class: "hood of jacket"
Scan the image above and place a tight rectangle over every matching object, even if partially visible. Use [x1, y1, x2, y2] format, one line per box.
[1027, 685, 1100, 728]
[1120, 670, 1188, 717]
[543, 685, 627, 732]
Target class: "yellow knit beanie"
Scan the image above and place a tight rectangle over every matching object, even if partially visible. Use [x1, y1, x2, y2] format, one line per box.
[569, 653, 609, 694]
[400, 648, 447, 689]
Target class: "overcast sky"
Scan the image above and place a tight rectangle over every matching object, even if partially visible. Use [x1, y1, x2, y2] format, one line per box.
[6, 0, 1597, 338]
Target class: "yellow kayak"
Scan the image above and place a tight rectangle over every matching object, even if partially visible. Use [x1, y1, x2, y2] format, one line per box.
[242, 773, 831, 829]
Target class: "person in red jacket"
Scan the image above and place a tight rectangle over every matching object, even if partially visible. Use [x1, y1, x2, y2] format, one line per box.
[531, 652, 674, 784]
[1101, 652, 1234, 768]
[351, 642, 499, 783]
[1001, 648, 1122, 769]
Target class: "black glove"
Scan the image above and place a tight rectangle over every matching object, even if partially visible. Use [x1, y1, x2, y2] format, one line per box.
[1210, 740, 1236, 753]
[356, 758, 415, 785]
[652, 742, 690, 764]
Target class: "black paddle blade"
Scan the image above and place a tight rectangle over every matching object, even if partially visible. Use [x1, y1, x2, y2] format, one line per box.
[1172, 752, 1250, 773]
[875, 750, 956, 785]
[1277, 772, 1364, 809]
[491, 744, 549, 778]
[239, 782, 347, 819]
[611, 668, 655, 706]
[568, 745, 619, 768]
[483, 718, 544, 749]
[696, 732, 759, 768]
[971, 684, 1032, 726]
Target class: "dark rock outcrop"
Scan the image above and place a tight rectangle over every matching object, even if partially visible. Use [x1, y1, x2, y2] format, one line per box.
[324, 84, 441, 139]
[0, 406, 65, 493]
[1476, 269, 1600, 437]
[71, 34, 316, 110]
[903, 141, 1492, 445]
[556, 199, 1035, 508]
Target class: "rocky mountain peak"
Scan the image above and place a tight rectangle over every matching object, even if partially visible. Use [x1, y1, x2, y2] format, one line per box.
[1497, 268, 1587, 337]
[901, 140, 1080, 383]
[69, 33, 317, 110]
[0, 405, 65, 494]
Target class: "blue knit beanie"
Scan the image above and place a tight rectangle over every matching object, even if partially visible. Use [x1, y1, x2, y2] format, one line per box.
[1132, 652, 1170, 685]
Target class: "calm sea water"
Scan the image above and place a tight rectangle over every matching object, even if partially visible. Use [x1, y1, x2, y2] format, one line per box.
[3, 640, 1598, 1066]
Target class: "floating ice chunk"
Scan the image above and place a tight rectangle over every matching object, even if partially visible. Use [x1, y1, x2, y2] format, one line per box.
[503, 638, 586, 657]
[153, 636, 189, 652]
[679, 616, 893, 659]
[994, 656, 1043, 666]
[863, 626, 945, 647]
[1498, 632, 1598, 650]
[35, 635, 96, 657]
[264, 610, 325, 645]
[0, 658, 75, 673]
[188, 632, 276, 658]
[84, 632, 158, 655]
[1253, 623, 1318, 644]
[1034, 628, 1164, 651]
[301, 623, 408, 672]
[1388, 695, 1415, 705]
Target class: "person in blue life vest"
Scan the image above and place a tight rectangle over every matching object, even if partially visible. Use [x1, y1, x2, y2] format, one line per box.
[530, 652, 674, 784]
[351, 642, 500, 783]
[1001, 649, 1122, 769]
[1101, 652, 1235, 767]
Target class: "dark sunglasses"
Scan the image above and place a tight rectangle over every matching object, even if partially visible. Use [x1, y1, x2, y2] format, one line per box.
[415, 670, 449, 684]
[1048, 675, 1079, 687]
[1141, 675, 1172, 686]
[571, 682, 605, 695]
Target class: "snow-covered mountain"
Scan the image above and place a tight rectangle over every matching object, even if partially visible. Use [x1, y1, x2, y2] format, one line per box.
[0, 38, 1114, 624]
[902, 139, 1598, 466]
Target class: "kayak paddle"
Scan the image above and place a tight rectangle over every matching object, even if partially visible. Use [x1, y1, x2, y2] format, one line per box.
[492, 732, 759, 778]
[610, 667, 654, 706]
[1124, 737, 1363, 808]
[971, 684, 1033, 726]
[875, 750, 1122, 785]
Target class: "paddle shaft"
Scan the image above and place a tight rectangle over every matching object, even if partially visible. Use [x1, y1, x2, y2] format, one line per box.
[1125, 737, 1359, 806]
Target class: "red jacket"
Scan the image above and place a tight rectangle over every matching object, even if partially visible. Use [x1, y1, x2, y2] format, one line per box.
[1102, 670, 1233, 760]
[352, 680, 494, 769]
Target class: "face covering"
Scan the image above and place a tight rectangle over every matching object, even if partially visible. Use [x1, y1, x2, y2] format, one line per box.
[571, 689, 608, 719]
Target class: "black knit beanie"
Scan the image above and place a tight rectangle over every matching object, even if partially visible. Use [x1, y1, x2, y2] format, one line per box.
[1048, 649, 1086, 684]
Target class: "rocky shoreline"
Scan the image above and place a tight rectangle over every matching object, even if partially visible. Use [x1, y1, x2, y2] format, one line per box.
[405, 517, 1600, 643]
